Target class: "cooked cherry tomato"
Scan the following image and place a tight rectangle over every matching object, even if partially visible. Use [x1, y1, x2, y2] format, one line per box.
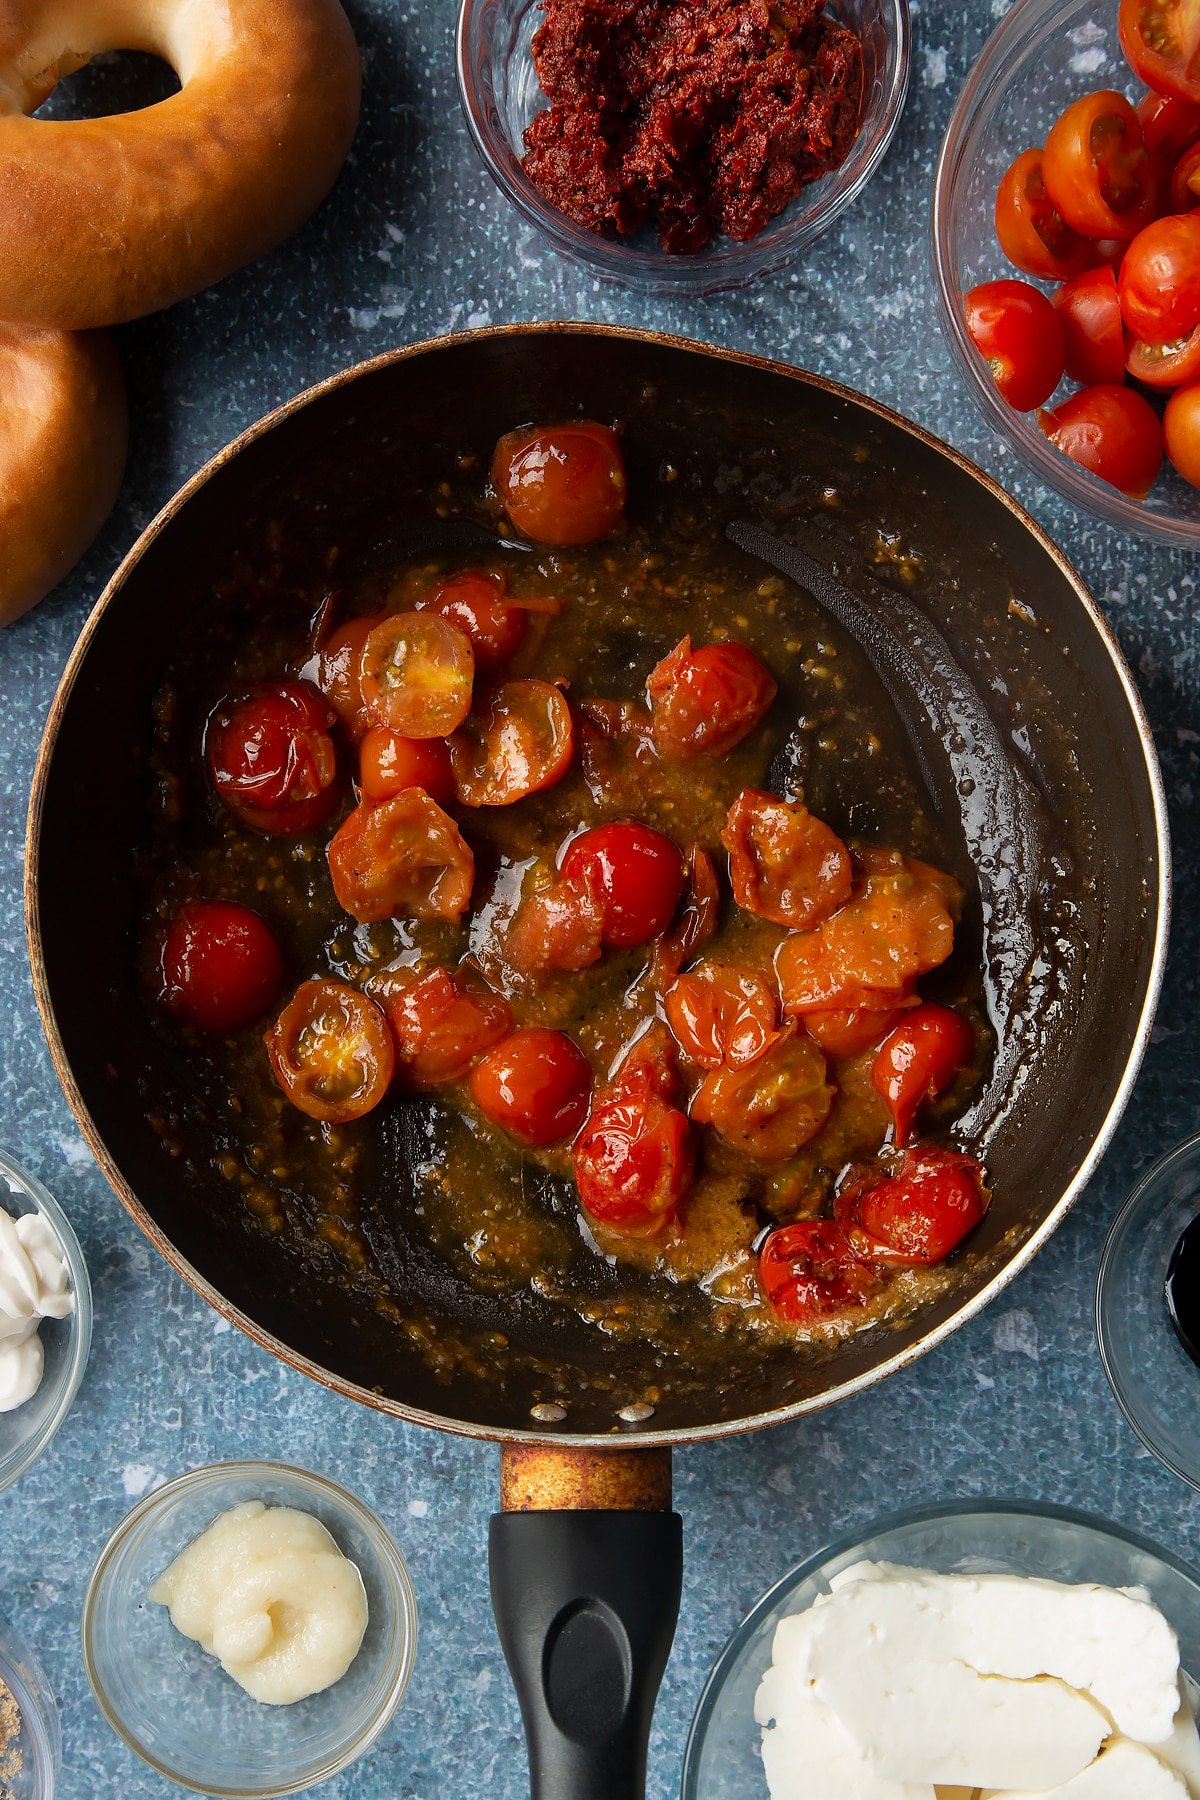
[492, 421, 627, 546]
[651, 844, 721, 984]
[1164, 379, 1200, 482]
[359, 727, 454, 806]
[302, 611, 386, 739]
[159, 900, 284, 1033]
[994, 148, 1094, 281]
[1171, 141, 1200, 208]
[415, 569, 527, 671]
[646, 637, 777, 759]
[1126, 321, 1200, 384]
[1118, 213, 1200, 342]
[470, 1027, 593, 1145]
[1037, 384, 1164, 495]
[207, 682, 339, 835]
[722, 789, 853, 931]
[1042, 90, 1157, 240]
[359, 611, 474, 738]
[505, 868, 605, 977]
[378, 964, 512, 1087]
[1121, 0, 1200, 105]
[870, 1003, 975, 1145]
[691, 1028, 833, 1161]
[328, 791, 474, 923]
[265, 978, 394, 1123]
[1138, 90, 1200, 160]
[450, 679, 574, 806]
[963, 280, 1066, 411]
[835, 1147, 989, 1265]
[803, 998, 912, 1059]
[1052, 267, 1126, 385]
[664, 960, 780, 1069]
[561, 822, 684, 949]
[573, 1053, 692, 1234]
[758, 1220, 883, 1323]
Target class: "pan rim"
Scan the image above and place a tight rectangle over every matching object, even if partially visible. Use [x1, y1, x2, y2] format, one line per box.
[24, 321, 1173, 1448]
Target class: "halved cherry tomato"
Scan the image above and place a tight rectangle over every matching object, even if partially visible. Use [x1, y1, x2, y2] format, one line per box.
[1126, 321, 1200, 384]
[994, 148, 1094, 281]
[835, 1147, 989, 1265]
[492, 421, 627, 546]
[1164, 379, 1200, 482]
[1121, 0, 1200, 106]
[691, 1027, 833, 1161]
[870, 1003, 975, 1145]
[573, 1042, 692, 1234]
[265, 978, 394, 1123]
[505, 867, 605, 977]
[963, 281, 1066, 411]
[470, 1027, 593, 1145]
[758, 1220, 883, 1323]
[301, 611, 386, 740]
[1171, 141, 1200, 208]
[803, 997, 912, 1059]
[1138, 90, 1200, 160]
[1042, 90, 1158, 240]
[1118, 213, 1200, 341]
[359, 612, 474, 738]
[207, 682, 340, 835]
[377, 964, 512, 1087]
[359, 727, 454, 806]
[1037, 384, 1164, 495]
[722, 789, 853, 931]
[159, 900, 284, 1033]
[328, 791, 474, 923]
[651, 844, 721, 984]
[450, 679, 574, 806]
[415, 569, 527, 672]
[1052, 267, 1126, 385]
[646, 637, 777, 759]
[561, 821, 684, 949]
[664, 960, 781, 1069]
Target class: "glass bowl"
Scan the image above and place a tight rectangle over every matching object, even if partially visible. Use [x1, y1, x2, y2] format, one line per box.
[82, 1461, 418, 1797]
[0, 1609, 61, 1799]
[680, 1499, 1200, 1798]
[1097, 1131, 1200, 1493]
[933, 0, 1200, 549]
[0, 1152, 92, 1496]
[456, 0, 910, 294]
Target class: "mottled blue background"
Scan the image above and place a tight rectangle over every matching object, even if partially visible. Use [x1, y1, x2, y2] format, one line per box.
[2, 0, 1198, 1795]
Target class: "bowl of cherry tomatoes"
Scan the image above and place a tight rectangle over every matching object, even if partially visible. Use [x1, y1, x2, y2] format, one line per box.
[933, 0, 1200, 545]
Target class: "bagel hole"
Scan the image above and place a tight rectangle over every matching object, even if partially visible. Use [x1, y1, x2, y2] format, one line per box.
[34, 50, 179, 119]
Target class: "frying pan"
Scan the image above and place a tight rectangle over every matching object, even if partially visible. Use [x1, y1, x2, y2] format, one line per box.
[26, 326, 1168, 1798]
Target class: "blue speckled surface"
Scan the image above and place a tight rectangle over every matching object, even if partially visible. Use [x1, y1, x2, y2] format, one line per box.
[1, 1, 1198, 1795]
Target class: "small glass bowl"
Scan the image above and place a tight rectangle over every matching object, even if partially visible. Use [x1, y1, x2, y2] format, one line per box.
[0, 1152, 92, 1496]
[456, 0, 910, 295]
[1097, 1132, 1200, 1493]
[0, 1609, 62, 1799]
[933, 0, 1200, 548]
[681, 1499, 1200, 1798]
[82, 1461, 418, 1798]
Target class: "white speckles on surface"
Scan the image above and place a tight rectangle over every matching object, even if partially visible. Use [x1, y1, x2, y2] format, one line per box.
[121, 1465, 166, 1500]
[408, 1499, 429, 1519]
[923, 46, 948, 86]
[1069, 44, 1108, 73]
[993, 1310, 1041, 1361]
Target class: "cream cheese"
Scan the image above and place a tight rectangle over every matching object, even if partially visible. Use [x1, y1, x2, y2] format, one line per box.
[0, 1207, 73, 1413]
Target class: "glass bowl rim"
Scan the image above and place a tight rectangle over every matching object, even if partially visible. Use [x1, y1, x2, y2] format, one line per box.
[81, 1458, 419, 1799]
[0, 1148, 94, 1496]
[0, 1605, 63, 1791]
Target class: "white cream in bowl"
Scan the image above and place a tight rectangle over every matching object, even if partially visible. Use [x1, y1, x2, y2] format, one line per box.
[0, 1205, 74, 1412]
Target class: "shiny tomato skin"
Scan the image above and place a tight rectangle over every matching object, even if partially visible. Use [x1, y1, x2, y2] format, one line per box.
[379, 964, 513, 1087]
[415, 569, 527, 672]
[359, 727, 454, 806]
[722, 789, 853, 931]
[1121, 0, 1200, 104]
[1139, 90, 1200, 159]
[836, 1147, 989, 1265]
[651, 845, 721, 984]
[492, 421, 627, 546]
[870, 1003, 975, 1145]
[265, 978, 394, 1123]
[207, 682, 340, 835]
[505, 869, 605, 978]
[302, 612, 386, 740]
[561, 822, 684, 950]
[159, 900, 284, 1033]
[1164, 379, 1200, 482]
[994, 148, 1094, 281]
[1052, 267, 1127, 385]
[1037, 384, 1164, 496]
[646, 638, 777, 759]
[758, 1220, 883, 1323]
[963, 280, 1066, 411]
[1126, 320, 1200, 384]
[1118, 213, 1200, 342]
[328, 791, 474, 924]
[470, 1027, 593, 1146]
[573, 1081, 692, 1234]
[803, 998, 911, 1060]
[450, 679, 574, 806]
[1042, 89, 1157, 240]
[690, 1027, 834, 1161]
[664, 960, 781, 1069]
[1171, 141, 1200, 209]
[359, 612, 475, 739]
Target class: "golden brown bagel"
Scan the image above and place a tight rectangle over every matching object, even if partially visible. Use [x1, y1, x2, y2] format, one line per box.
[1, 326, 127, 626]
[0, 0, 362, 328]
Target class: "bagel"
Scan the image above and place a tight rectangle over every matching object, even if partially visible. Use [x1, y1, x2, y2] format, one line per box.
[1, 326, 127, 625]
[0, 0, 362, 329]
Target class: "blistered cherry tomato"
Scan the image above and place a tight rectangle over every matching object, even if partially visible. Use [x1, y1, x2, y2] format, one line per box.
[1121, 0, 1200, 105]
[646, 637, 777, 759]
[691, 1028, 833, 1161]
[963, 280, 1066, 411]
[1138, 90, 1200, 160]
[359, 611, 474, 738]
[1037, 384, 1164, 496]
[207, 682, 339, 835]
[1052, 267, 1126, 385]
[1119, 213, 1200, 342]
[328, 792, 474, 923]
[378, 964, 512, 1087]
[1042, 90, 1157, 240]
[835, 1147, 989, 1265]
[664, 960, 780, 1069]
[758, 1220, 883, 1323]
[561, 822, 684, 949]
[470, 1028, 593, 1145]
[302, 611, 386, 739]
[651, 845, 721, 984]
[492, 421, 627, 546]
[359, 727, 454, 806]
[1126, 321, 1200, 384]
[450, 679, 574, 806]
[722, 789, 852, 931]
[994, 148, 1094, 281]
[870, 1003, 975, 1145]
[415, 569, 527, 671]
[1171, 141, 1200, 209]
[265, 978, 394, 1123]
[803, 998, 912, 1060]
[505, 868, 605, 978]
[159, 900, 284, 1033]
[573, 1052, 692, 1235]
[1164, 380, 1200, 483]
